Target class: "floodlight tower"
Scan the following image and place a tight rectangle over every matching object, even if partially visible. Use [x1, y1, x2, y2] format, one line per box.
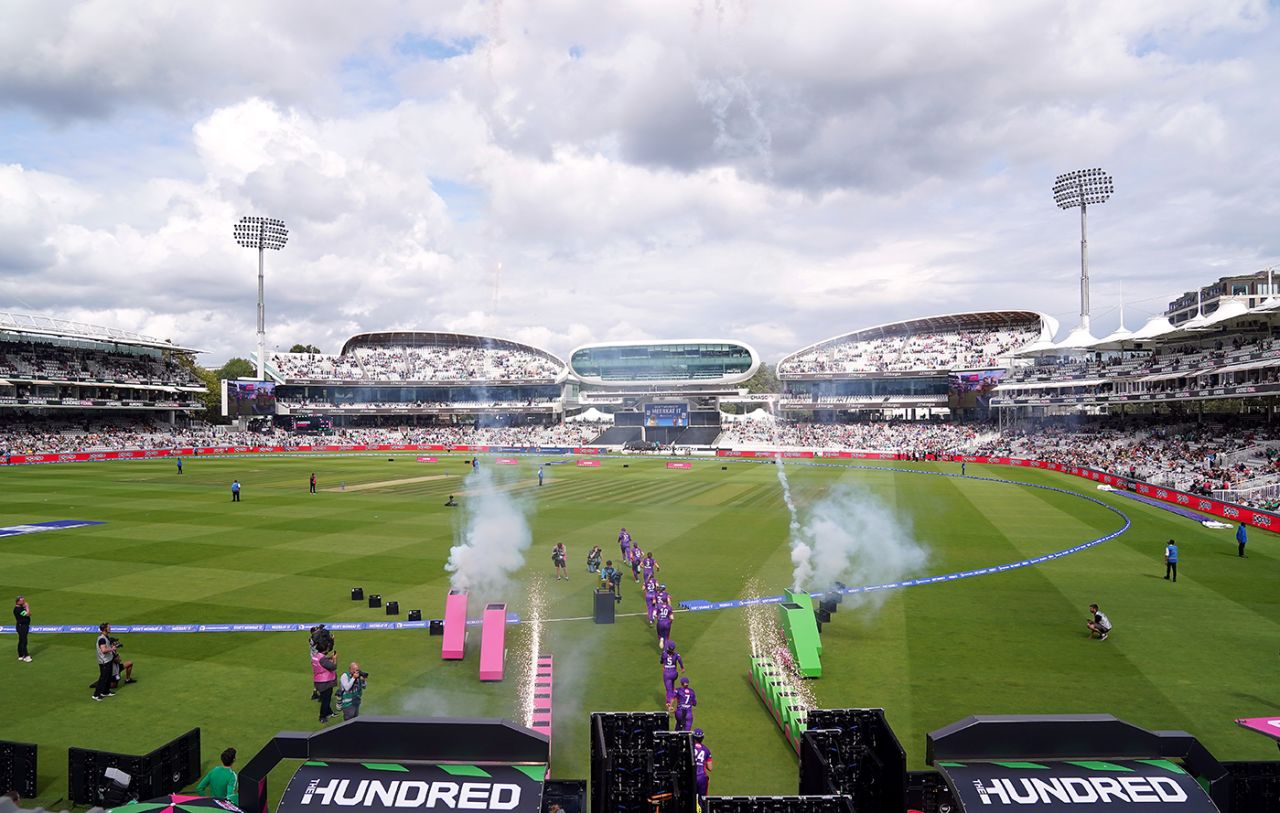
[1053, 168, 1114, 334]
[233, 216, 289, 380]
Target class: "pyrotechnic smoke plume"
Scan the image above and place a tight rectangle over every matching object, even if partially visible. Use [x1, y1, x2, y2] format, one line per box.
[776, 460, 928, 603]
[445, 464, 533, 603]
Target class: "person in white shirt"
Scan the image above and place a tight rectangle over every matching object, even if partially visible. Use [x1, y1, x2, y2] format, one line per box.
[1086, 603, 1112, 641]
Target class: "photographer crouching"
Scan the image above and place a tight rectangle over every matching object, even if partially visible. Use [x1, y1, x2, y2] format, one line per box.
[338, 662, 368, 720]
[309, 625, 339, 724]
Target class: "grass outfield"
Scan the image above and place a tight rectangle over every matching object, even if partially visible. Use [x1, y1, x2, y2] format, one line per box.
[2, 453, 1279, 805]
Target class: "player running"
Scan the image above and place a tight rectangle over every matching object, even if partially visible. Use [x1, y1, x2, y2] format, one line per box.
[618, 527, 632, 562]
[660, 642, 684, 703]
[630, 546, 644, 583]
[673, 677, 697, 731]
[692, 729, 713, 801]
[644, 578, 658, 625]
[642, 552, 659, 583]
[655, 598, 674, 650]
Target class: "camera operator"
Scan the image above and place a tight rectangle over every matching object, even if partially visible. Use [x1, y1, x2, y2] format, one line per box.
[309, 625, 333, 701]
[89, 630, 136, 693]
[311, 639, 338, 724]
[338, 662, 368, 720]
[93, 623, 117, 700]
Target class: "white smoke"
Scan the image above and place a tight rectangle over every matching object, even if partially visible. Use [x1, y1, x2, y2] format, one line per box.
[444, 463, 533, 603]
[775, 459, 801, 535]
[778, 461, 928, 600]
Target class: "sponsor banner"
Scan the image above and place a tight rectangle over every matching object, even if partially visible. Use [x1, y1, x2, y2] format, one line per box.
[666, 462, 693, 470]
[277, 760, 546, 813]
[0, 613, 521, 636]
[0, 520, 105, 538]
[495, 458, 520, 465]
[416, 457, 439, 463]
[1236, 716, 1280, 742]
[934, 759, 1216, 811]
[573, 447, 602, 455]
[576, 459, 601, 467]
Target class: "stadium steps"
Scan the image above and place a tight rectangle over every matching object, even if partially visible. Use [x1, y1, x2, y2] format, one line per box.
[592, 427, 642, 445]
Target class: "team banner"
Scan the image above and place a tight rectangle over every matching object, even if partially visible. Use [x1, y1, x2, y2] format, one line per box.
[277, 761, 546, 813]
[934, 759, 1218, 812]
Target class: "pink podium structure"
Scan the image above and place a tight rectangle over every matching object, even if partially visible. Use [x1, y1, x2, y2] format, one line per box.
[479, 603, 508, 681]
[441, 589, 468, 660]
[529, 654, 554, 755]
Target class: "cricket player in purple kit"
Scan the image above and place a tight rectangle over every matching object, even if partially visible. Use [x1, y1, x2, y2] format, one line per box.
[660, 642, 684, 702]
[655, 598, 674, 649]
[644, 577, 658, 624]
[656, 583, 670, 607]
[618, 528, 631, 561]
[692, 729, 713, 800]
[631, 546, 644, 583]
[673, 677, 697, 731]
[642, 552, 659, 583]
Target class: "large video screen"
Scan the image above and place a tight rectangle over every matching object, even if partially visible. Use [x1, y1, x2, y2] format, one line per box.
[948, 369, 1004, 410]
[644, 402, 689, 427]
[226, 379, 277, 417]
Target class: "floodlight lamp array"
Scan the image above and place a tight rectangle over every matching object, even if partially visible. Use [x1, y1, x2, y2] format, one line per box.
[1052, 168, 1114, 209]
[233, 216, 289, 250]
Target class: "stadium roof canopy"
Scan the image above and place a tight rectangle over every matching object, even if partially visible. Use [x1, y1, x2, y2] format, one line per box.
[0, 311, 198, 352]
[340, 330, 565, 366]
[782, 310, 1054, 366]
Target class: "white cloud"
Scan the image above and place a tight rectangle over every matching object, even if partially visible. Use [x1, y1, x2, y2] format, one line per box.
[0, 0, 1277, 364]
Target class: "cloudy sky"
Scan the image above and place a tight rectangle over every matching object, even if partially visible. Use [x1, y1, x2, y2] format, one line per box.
[2, 0, 1278, 365]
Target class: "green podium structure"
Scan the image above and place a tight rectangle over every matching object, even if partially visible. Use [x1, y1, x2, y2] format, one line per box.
[748, 654, 809, 752]
[778, 588, 822, 678]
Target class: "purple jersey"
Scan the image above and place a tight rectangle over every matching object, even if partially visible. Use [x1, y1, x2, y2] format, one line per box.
[675, 686, 696, 711]
[643, 556, 656, 576]
[656, 604, 672, 621]
[693, 742, 712, 777]
[661, 651, 683, 671]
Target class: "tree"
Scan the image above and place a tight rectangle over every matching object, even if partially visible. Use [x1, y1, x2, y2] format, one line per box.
[217, 357, 256, 381]
[289, 343, 322, 354]
[744, 362, 780, 394]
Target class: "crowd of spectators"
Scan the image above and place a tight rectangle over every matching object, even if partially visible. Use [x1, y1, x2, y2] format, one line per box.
[8, 412, 1280, 509]
[715, 420, 993, 454]
[976, 418, 1280, 502]
[276, 396, 558, 410]
[1003, 332, 1280, 388]
[0, 341, 201, 387]
[0, 417, 603, 456]
[272, 346, 562, 383]
[780, 327, 1039, 375]
[269, 353, 363, 381]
